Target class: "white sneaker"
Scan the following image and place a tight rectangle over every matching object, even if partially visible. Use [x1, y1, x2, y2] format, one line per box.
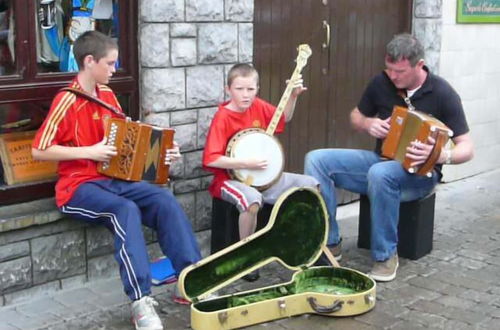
[131, 296, 164, 330]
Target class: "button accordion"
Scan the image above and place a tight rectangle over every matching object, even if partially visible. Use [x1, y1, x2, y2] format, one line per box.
[381, 106, 453, 177]
[98, 118, 175, 184]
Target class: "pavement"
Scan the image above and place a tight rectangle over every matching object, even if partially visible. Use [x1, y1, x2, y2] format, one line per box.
[1, 168, 500, 330]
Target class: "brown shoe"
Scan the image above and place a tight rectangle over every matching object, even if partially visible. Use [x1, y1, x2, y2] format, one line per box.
[368, 254, 399, 282]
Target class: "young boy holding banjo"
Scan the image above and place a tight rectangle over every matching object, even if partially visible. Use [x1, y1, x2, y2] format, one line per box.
[203, 55, 318, 281]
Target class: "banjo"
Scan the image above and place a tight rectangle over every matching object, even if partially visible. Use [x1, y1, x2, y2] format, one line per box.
[225, 44, 312, 190]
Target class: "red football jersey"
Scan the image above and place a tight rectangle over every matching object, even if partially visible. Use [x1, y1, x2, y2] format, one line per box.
[32, 78, 124, 206]
[202, 97, 285, 198]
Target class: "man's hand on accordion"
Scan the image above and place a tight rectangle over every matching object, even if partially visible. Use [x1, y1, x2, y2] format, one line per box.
[89, 137, 118, 162]
[405, 136, 435, 167]
[165, 141, 181, 165]
[367, 117, 391, 139]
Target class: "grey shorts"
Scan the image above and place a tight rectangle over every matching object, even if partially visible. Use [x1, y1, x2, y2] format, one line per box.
[220, 172, 319, 212]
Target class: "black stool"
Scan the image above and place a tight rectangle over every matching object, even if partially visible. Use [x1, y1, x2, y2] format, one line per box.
[210, 198, 273, 254]
[357, 192, 436, 260]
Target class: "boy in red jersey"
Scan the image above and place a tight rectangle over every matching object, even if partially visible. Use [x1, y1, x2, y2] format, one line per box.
[203, 64, 318, 281]
[32, 31, 200, 330]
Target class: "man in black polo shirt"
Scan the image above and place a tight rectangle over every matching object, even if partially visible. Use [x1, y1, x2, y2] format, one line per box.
[305, 33, 474, 282]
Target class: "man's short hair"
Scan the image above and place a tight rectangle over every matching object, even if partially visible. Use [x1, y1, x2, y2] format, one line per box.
[386, 33, 424, 67]
[227, 63, 259, 87]
[73, 30, 118, 70]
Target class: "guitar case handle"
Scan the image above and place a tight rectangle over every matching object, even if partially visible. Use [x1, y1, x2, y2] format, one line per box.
[307, 297, 344, 314]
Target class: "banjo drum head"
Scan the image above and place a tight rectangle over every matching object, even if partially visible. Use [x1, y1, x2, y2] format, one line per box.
[229, 130, 284, 189]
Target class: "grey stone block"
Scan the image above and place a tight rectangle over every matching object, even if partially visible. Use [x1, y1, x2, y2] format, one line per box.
[171, 38, 197, 66]
[186, 65, 224, 108]
[173, 178, 201, 194]
[32, 231, 86, 284]
[174, 123, 197, 152]
[170, 23, 197, 37]
[140, 24, 170, 67]
[175, 193, 196, 222]
[200, 175, 213, 190]
[143, 112, 171, 128]
[414, 0, 442, 18]
[88, 254, 119, 280]
[238, 23, 253, 62]
[186, 0, 223, 21]
[140, 0, 184, 22]
[0, 257, 31, 293]
[184, 150, 205, 178]
[171, 109, 198, 126]
[197, 107, 218, 148]
[198, 23, 238, 64]
[225, 0, 254, 21]
[0, 218, 85, 246]
[142, 68, 186, 112]
[0, 241, 29, 262]
[86, 225, 114, 258]
[195, 190, 212, 231]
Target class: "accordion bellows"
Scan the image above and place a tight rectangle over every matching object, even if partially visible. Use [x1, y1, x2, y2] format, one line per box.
[98, 118, 175, 184]
[382, 106, 453, 176]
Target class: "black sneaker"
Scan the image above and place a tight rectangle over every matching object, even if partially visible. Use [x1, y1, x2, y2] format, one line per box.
[242, 270, 260, 282]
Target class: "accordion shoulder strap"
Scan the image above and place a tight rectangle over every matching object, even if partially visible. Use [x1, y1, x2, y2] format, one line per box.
[60, 87, 126, 118]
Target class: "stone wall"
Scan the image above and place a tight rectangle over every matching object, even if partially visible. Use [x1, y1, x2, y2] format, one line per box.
[412, 0, 500, 181]
[0, 0, 253, 307]
[139, 0, 254, 233]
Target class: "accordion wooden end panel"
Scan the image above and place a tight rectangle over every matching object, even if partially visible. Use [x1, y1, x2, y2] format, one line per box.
[98, 118, 175, 184]
[382, 106, 453, 176]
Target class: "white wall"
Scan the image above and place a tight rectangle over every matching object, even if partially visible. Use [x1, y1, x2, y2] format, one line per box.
[439, 0, 500, 181]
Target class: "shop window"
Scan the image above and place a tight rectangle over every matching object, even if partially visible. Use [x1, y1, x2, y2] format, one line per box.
[0, 0, 138, 206]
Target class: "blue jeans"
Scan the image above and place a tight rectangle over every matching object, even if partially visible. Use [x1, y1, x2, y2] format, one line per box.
[61, 179, 201, 301]
[304, 149, 439, 261]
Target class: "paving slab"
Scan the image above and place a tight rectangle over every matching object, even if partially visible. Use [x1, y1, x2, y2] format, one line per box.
[1, 168, 500, 329]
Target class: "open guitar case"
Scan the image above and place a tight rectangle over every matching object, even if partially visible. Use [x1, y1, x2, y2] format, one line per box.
[178, 187, 376, 329]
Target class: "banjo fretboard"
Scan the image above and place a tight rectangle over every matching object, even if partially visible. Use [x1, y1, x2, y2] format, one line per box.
[265, 44, 312, 136]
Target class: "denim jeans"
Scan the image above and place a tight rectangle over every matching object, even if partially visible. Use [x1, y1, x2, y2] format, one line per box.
[304, 149, 439, 261]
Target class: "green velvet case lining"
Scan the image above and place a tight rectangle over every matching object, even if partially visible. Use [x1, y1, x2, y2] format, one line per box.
[196, 267, 375, 312]
[183, 189, 327, 300]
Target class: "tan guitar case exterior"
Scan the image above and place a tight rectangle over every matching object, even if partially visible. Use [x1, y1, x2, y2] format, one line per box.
[178, 187, 376, 329]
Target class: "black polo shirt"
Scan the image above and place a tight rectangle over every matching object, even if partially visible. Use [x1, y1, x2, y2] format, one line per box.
[358, 66, 469, 155]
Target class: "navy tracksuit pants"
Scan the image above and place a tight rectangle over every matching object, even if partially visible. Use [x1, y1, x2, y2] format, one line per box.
[60, 179, 201, 301]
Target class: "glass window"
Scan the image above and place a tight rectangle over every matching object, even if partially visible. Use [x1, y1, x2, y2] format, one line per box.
[35, 0, 121, 74]
[0, 0, 15, 76]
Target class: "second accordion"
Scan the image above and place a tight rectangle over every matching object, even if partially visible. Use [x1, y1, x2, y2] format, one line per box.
[382, 106, 453, 177]
[98, 118, 175, 184]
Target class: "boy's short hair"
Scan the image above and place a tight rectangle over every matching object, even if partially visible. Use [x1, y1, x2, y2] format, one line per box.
[386, 33, 424, 67]
[73, 30, 118, 70]
[227, 63, 259, 87]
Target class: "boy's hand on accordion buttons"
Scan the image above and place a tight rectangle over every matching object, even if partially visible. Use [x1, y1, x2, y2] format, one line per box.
[90, 137, 117, 162]
[165, 141, 181, 165]
[406, 137, 435, 166]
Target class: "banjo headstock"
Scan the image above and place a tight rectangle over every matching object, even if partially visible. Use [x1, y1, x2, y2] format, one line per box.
[296, 44, 312, 71]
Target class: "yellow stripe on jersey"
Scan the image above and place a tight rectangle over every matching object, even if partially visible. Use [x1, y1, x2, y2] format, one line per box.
[39, 92, 76, 149]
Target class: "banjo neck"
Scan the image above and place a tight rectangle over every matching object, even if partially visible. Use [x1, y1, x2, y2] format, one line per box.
[265, 44, 312, 136]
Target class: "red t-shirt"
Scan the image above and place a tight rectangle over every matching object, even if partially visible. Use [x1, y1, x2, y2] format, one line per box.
[32, 78, 124, 207]
[202, 97, 285, 198]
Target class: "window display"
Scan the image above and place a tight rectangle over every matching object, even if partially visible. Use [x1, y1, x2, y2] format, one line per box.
[36, 0, 120, 73]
